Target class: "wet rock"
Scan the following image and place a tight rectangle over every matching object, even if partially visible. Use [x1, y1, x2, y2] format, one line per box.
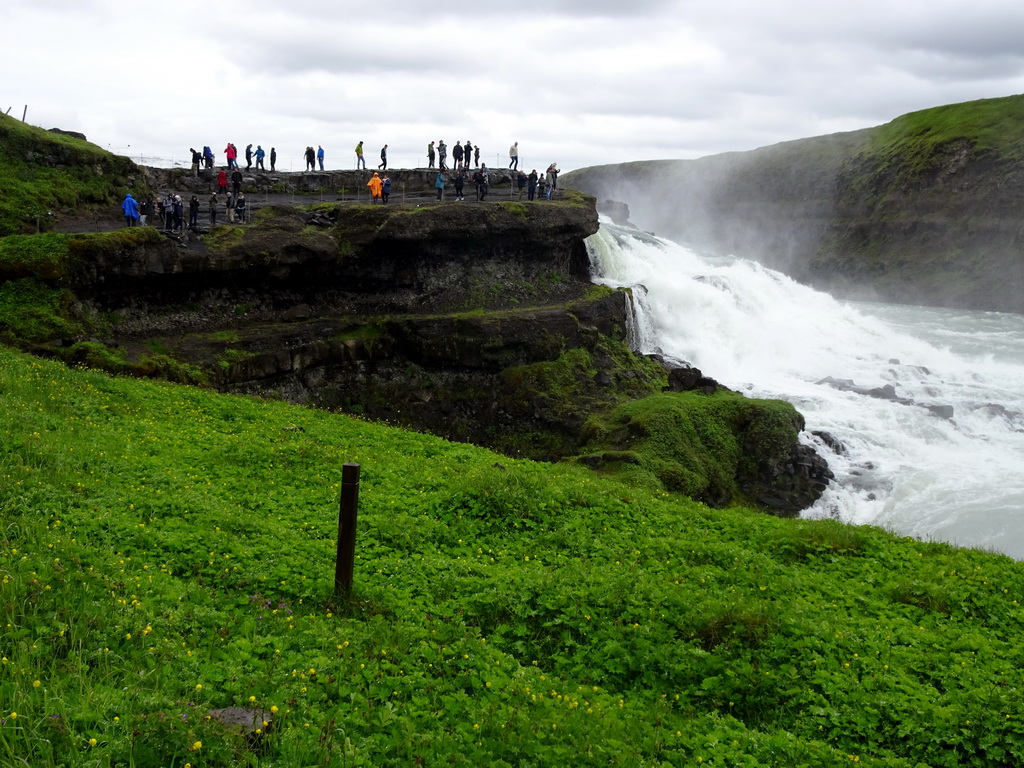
[867, 384, 898, 400]
[281, 303, 312, 321]
[664, 365, 721, 394]
[208, 706, 273, 734]
[812, 430, 847, 455]
[926, 404, 955, 420]
[48, 127, 87, 141]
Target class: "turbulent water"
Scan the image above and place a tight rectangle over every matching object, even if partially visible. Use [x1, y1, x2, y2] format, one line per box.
[587, 221, 1024, 558]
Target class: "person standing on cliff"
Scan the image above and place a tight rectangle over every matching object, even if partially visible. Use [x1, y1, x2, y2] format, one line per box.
[235, 193, 248, 223]
[304, 146, 316, 171]
[427, 141, 435, 168]
[231, 167, 243, 198]
[509, 142, 518, 170]
[545, 163, 560, 200]
[536, 172, 546, 201]
[463, 140, 473, 168]
[255, 145, 266, 171]
[474, 145, 480, 168]
[209, 192, 218, 226]
[367, 171, 383, 203]
[139, 196, 152, 226]
[548, 163, 560, 189]
[437, 140, 447, 171]
[434, 170, 445, 201]
[379, 144, 388, 171]
[270, 147, 277, 171]
[452, 140, 464, 170]
[516, 170, 527, 200]
[188, 195, 200, 228]
[245, 143, 254, 169]
[527, 169, 538, 201]
[217, 168, 228, 194]
[163, 193, 175, 230]
[224, 143, 238, 169]
[172, 195, 184, 231]
[473, 165, 489, 201]
[317, 145, 325, 170]
[121, 193, 139, 227]
[189, 148, 202, 176]
[355, 141, 366, 169]
[452, 168, 465, 201]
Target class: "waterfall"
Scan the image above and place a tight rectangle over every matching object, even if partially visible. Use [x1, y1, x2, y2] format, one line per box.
[586, 220, 1024, 558]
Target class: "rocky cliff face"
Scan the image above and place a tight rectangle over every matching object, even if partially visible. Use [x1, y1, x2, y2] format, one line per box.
[70, 201, 597, 313]
[60, 199, 642, 458]
[564, 95, 1024, 313]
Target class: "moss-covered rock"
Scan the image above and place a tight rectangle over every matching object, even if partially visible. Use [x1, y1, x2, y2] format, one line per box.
[577, 390, 832, 515]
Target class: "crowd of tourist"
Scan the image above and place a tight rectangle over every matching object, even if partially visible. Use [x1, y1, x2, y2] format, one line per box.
[122, 189, 249, 230]
[121, 140, 562, 227]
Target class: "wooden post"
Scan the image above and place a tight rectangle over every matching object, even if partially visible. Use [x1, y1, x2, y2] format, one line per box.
[334, 462, 361, 597]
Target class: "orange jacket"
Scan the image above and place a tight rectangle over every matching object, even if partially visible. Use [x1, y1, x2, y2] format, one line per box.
[367, 173, 382, 197]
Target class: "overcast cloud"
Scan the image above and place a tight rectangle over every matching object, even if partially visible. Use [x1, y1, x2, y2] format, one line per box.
[5, 0, 1024, 172]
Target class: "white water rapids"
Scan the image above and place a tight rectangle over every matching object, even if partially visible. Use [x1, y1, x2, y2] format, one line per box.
[587, 221, 1024, 558]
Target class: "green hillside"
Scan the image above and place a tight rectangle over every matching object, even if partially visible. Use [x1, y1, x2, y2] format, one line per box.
[868, 94, 1024, 164]
[3, 345, 1024, 766]
[565, 94, 1024, 312]
[0, 115, 141, 236]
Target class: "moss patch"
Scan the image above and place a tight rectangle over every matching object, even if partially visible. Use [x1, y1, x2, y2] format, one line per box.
[0, 115, 145, 236]
[579, 390, 804, 507]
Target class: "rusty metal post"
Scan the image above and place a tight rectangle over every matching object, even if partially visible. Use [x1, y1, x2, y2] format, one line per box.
[334, 462, 361, 597]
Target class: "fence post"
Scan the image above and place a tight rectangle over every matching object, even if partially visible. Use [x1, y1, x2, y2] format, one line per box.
[334, 462, 361, 598]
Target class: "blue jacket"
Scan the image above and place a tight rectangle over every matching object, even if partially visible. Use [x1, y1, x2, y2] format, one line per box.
[434, 173, 445, 189]
[122, 194, 139, 218]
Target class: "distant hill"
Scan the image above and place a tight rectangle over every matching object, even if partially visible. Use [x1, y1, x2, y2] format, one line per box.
[563, 95, 1024, 313]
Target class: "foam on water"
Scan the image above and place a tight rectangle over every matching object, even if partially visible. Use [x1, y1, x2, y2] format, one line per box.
[587, 221, 1024, 557]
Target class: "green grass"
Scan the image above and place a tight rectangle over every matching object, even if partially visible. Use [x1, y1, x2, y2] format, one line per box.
[3, 345, 1024, 766]
[497, 201, 529, 220]
[869, 94, 1024, 162]
[0, 278, 88, 342]
[0, 116, 144, 236]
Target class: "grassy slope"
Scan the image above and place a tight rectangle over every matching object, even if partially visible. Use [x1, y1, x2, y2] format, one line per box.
[866, 94, 1024, 165]
[3, 346, 1024, 766]
[0, 116, 141, 236]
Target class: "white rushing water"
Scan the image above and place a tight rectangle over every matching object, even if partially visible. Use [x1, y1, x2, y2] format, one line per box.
[587, 221, 1024, 558]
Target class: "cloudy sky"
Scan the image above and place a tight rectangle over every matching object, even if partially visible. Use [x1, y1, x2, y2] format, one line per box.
[6, 0, 1024, 173]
